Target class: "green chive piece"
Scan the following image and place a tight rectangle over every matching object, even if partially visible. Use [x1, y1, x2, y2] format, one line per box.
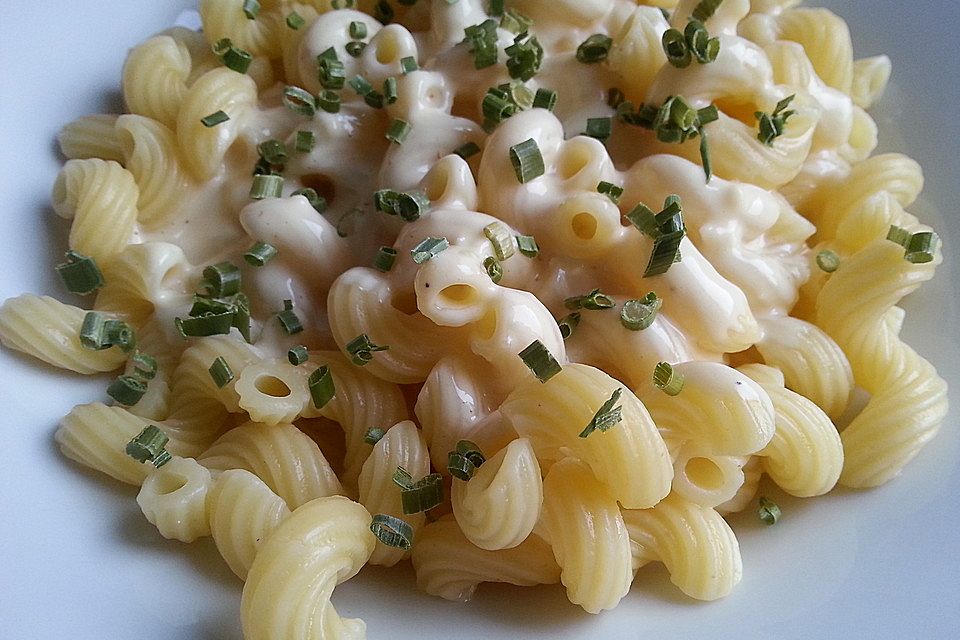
[208, 356, 235, 388]
[374, 246, 398, 272]
[816, 250, 841, 273]
[755, 94, 796, 145]
[607, 87, 625, 109]
[78, 312, 108, 350]
[130, 351, 158, 381]
[234, 293, 251, 343]
[370, 513, 413, 549]
[175, 311, 236, 338]
[558, 312, 581, 340]
[257, 139, 288, 166]
[308, 365, 336, 408]
[56, 250, 104, 295]
[396, 191, 430, 221]
[483, 256, 503, 283]
[576, 34, 613, 63]
[628, 195, 687, 277]
[202, 262, 242, 297]
[286, 11, 305, 29]
[295, 130, 316, 153]
[213, 38, 253, 74]
[349, 75, 373, 96]
[662, 28, 691, 68]
[585, 117, 612, 143]
[505, 32, 544, 81]
[364, 427, 386, 445]
[692, 0, 724, 22]
[578, 388, 624, 438]
[757, 496, 781, 525]
[482, 90, 518, 126]
[244, 241, 279, 267]
[107, 375, 148, 406]
[250, 174, 284, 199]
[277, 300, 303, 334]
[288, 345, 309, 366]
[400, 472, 444, 514]
[457, 440, 486, 467]
[346, 40, 367, 57]
[464, 19, 499, 69]
[331, 0, 356, 8]
[349, 20, 368, 39]
[243, 0, 260, 19]
[499, 9, 532, 35]
[411, 237, 450, 264]
[653, 362, 685, 396]
[346, 334, 389, 366]
[564, 288, 615, 311]
[386, 118, 412, 144]
[886, 226, 940, 264]
[597, 181, 623, 204]
[454, 141, 481, 159]
[282, 86, 317, 116]
[518, 340, 562, 383]
[619, 96, 717, 181]
[448, 441, 486, 481]
[201, 110, 229, 127]
[400, 56, 419, 74]
[488, 0, 505, 16]
[126, 425, 170, 465]
[383, 77, 398, 104]
[318, 56, 346, 90]
[291, 187, 327, 213]
[532, 88, 557, 111]
[104, 320, 136, 353]
[484, 222, 516, 260]
[374, 0, 394, 24]
[316, 90, 341, 113]
[516, 234, 539, 257]
[364, 90, 385, 109]
[621, 293, 662, 330]
[686, 20, 720, 63]
[509, 138, 545, 184]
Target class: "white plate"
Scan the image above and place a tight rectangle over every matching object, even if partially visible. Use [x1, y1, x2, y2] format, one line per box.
[1, 2, 958, 639]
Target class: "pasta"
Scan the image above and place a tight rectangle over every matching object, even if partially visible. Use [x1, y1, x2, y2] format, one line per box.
[1, 0, 950, 637]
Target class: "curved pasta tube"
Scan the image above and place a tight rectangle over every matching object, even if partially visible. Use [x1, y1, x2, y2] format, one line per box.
[136, 456, 213, 542]
[357, 420, 430, 566]
[207, 468, 291, 580]
[540, 458, 633, 614]
[58, 114, 124, 162]
[669, 446, 747, 508]
[452, 438, 542, 551]
[851, 55, 891, 109]
[234, 359, 312, 425]
[199, 421, 344, 509]
[637, 361, 776, 457]
[776, 7, 853, 92]
[623, 493, 742, 601]
[739, 364, 843, 497]
[0, 295, 128, 374]
[115, 115, 191, 225]
[608, 6, 669, 102]
[122, 35, 192, 129]
[499, 364, 672, 509]
[716, 456, 762, 515]
[199, 0, 286, 58]
[52, 159, 139, 264]
[176, 68, 258, 181]
[241, 496, 376, 640]
[294, 8, 383, 94]
[755, 316, 853, 419]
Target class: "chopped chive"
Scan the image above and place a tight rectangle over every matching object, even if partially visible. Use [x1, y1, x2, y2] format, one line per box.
[79, 312, 108, 350]
[454, 141, 481, 159]
[396, 191, 430, 221]
[509, 138, 545, 184]
[662, 28, 691, 68]
[464, 19, 499, 69]
[243, 0, 260, 19]
[291, 187, 327, 213]
[107, 374, 147, 406]
[386, 118, 412, 144]
[176, 310, 236, 338]
[532, 88, 557, 111]
[349, 75, 373, 96]
[257, 139, 288, 166]
[317, 46, 339, 62]
[518, 340, 562, 383]
[104, 320, 136, 353]
[233, 293, 251, 343]
[585, 117, 612, 143]
[484, 222, 516, 260]
[308, 365, 335, 408]
[130, 352, 158, 380]
[56, 250, 104, 295]
[564, 288, 615, 311]
[621, 293, 661, 330]
[346, 40, 367, 57]
[816, 250, 841, 273]
[213, 38, 253, 74]
[685, 20, 720, 64]
[411, 237, 449, 264]
[396, 470, 444, 514]
[653, 362, 685, 395]
[374, 0, 394, 24]
[578, 388, 624, 437]
[243, 241, 279, 268]
[282, 86, 317, 116]
[208, 356, 234, 388]
[755, 94, 796, 145]
[482, 90, 518, 126]
[627, 195, 687, 277]
[288, 345, 309, 365]
[505, 32, 544, 81]
[607, 87, 625, 109]
[277, 300, 303, 334]
[448, 440, 486, 481]
[499, 9, 532, 34]
[619, 96, 718, 181]
[488, 0, 505, 16]
[886, 226, 940, 264]
[364, 427, 386, 445]
[557, 312, 581, 339]
[318, 57, 345, 90]
[349, 21, 368, 39]
[316, 90, 341, 113]
[202, 262, 241, 297]
[370, 513, 413, 549]
[576, 34, 613, 63]
[374, 246, 398, 272]
[286, 11, 305, 29]
[250, 174, 284, 199]
[400, 56, 418, 74]
[757, 496, 781, 525]
[201, 110, 229, 127]
[692, 0, 724, 22]
[293, 130, 315, 154]
[383, 77, 398, 104]
[364, 90, 385, 109]
[483, 256, 503, 283]
[126, 425, 170, 466]
[346, 334, 389, 366]
[597, 181, 623, 204]
[516, 234, 539, 258]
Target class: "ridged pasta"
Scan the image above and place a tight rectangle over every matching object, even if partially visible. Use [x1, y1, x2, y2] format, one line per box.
[776, 7, 853, 92]
[57, 114, 124, 162]
[137, 456, 213, 542]
[115, 114, 191, 225]
[200, 0, 286, 58]
[122, 35, 192, 129]
[669, 446, 748, 508]
[608, 6, 669, 102]
[851, 55, 892, 109]
[233, 360, 313, 425]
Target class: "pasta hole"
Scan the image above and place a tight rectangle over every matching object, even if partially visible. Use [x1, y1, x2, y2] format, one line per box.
[153, 472, 188, 496]
[476, 308, 498, 340]
[391, 289, 420, 315]
[713, 97, 759, 128]
[425, 168, 449, 201]
[559, 143, 593, 180]
[375, 33, 401, 64]
[571, 213, 598, 240]
[299, 173, 336, 204]
[254, 375, 292, 398]
[439, 284, 478, 306]
[684, 457, 724, 491]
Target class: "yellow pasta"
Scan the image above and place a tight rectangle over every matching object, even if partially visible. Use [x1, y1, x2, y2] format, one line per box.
[122, 35, 192, 129]
[57, 114, 124, 162]
[136, 456, 214, 542]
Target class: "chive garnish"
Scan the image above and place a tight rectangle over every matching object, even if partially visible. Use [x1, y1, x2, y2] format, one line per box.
[621, 293, 661, 330]
[585, 117, 612, 143]
[208, 356, 235, 388]
[79, 312, 119, 350]
[105, 320, 137, 352]
[576, 34, 613, 63]
[518, 340, 562, 382]
[564, 289, 615, 311]
[483, 256, 503, 283]
[308, 365, 335, 408]
[56, 250, 104, 295]
[257, 139, 288, 166]
[692, 0, 724, 22]
[383, 77, 398, 104]
[234, 293, 251, 343]
[346, 41, 366, 58]
[374, 0, 394, 24]
[386, 118, 412, 144]
[411, 237, 449, 264]
[349, 75, 373, 96]
[126, 425, 171, 467]
[295, 130, 315, 153]
[662, 20, 720, 68]
[374, 246, 398, 272]
[213, 38, 253, 74]
[447, 440, 486, 480]
[757, 496, 781, 525]
[288, 345, 309, 366]
[393, 467, 444, 514]
[484, 222, 516, 260]
[364, 427, 386, 445]
[286, 11, 305, 29]
[375, 189, 430, 222]
[202, 263, 241, 297]
[653, 362, 685, 396]
[107, 374, 148, 406]
[607, 87, 625, 109]
[886, 226, 940, 264]
[370, 514, 413, 549]
[464, 19, 499, 69]
[516, 234, 539, 257]
[349, 21, 368, 39]
[250, 174, 284, 199]
[578, 388, 624, 438]
[488, 0, 505, 16]
[130, 352, 158, 380]
[454, 141, 481, 159]
[277, 299, 303, 334]
[505, 32, 543, 81]
[400, 56, 418, 74]
[597, 181, 623, 204]
[317, 90, 341, 113]
[627, 195, 687, 277]
[282, 86, 317, 116]
[244, 241, 278, 267]
[816, 250, 840, 273]
[499, 9, 532, 35]
[201, 110, 229, 127]
[557, 312, 581, 339]
[318, 56, 346, 90]
[618, 96, 718, 180]
[291, 187, 327, 213]
[755, 94, 796, 146]
[532, 88, 557, 111]
[175, 311, 235, 338]
[346, 334, 389, 366]
[509, 138, 545, 183]
[242, 0, 260, 19]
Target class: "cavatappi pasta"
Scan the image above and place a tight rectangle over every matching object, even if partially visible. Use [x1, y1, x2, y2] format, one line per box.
[0, 0, 949, 637]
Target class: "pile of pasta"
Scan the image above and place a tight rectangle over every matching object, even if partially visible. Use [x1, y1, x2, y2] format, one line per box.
[0, 0, 949, 637]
